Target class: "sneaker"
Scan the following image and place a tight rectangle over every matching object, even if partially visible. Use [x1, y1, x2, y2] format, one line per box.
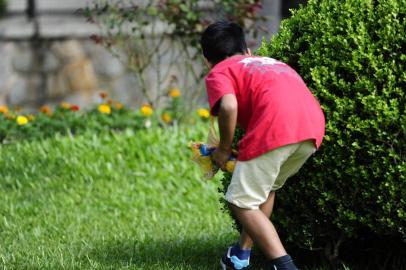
[220, 246, 250, 270]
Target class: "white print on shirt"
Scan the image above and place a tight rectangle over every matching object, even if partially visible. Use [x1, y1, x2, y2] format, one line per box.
[239, 57, 282, 67]
[239, 57, 299, 78]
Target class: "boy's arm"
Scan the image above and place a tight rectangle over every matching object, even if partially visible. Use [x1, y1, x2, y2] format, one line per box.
[212, 94, 238, 170]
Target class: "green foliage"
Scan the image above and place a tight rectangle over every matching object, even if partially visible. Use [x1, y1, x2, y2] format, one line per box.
[0, 104, 145, 144]
[0, 125, 240, 269]
[222, 0, 405, 267]
[156, 0, 264, 47]
[0, 96, 209, 143]
[0, 0, 6, 16]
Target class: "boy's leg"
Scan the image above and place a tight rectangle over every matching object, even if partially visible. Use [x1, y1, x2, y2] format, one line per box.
[235, 140, 316, 253]
[223, 141, 315, 269]
[220, 193, 275, 270]
[239, 191, 275, 250]
[230, 204, 300, 270]
[230, 203, 287, 260]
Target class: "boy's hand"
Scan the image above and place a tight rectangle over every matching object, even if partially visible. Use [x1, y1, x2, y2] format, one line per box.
[211, 147, 231, 171]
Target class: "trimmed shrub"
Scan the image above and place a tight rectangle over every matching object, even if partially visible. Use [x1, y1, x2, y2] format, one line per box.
[220, 0, 405, 268]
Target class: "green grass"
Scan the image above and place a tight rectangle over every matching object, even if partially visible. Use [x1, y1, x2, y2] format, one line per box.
[0, 124, 346, 269]
[0, 125, 240, 269]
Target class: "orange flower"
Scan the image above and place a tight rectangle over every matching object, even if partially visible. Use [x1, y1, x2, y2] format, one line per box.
[114, 102, 124, 110]
[70, 105, 80, 112]
[161, 112, 172, 123]
[14, 106, 22, 112]
[99, 91, 108, 99]
[0, 105, 8, 114]
[169, 88, 181, 98]
[107, 99, 113, 105]
[40, 105, 52, 116]
[140, 104, 153, 117]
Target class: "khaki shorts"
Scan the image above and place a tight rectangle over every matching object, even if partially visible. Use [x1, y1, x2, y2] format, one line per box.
[225, 140, 316, 210]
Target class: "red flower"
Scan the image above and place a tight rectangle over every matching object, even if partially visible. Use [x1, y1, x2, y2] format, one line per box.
[90, 34, 103, 44]
[70, 105, 80, 111]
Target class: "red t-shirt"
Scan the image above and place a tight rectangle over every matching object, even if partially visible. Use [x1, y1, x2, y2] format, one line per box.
[205, 55, 325, 161]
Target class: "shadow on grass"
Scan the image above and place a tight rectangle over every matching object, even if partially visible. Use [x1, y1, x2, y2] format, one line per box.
[84, 237, 330, 270]
[85, 237, 236, 270]
[85, 233, 406, 270]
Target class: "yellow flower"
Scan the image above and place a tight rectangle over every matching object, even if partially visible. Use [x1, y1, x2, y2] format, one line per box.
[140, 105, 153, 117]
[61, 102, 71, 109]
[161, 112, 172, 123]
[16, 115, 28, 125]
[27, 114, 35, 121]
[169, 88, 181, 98]
[0, 105, 8, 114]
[98, 104, 111, 114]
[114, 102, 124, 110]
[197, 108, 210, 119]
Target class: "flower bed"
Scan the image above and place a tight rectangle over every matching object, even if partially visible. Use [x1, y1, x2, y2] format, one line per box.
[0, 92, 210, 144]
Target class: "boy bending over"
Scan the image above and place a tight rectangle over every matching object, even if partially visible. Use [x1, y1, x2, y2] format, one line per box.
[200, 21, 325, 270]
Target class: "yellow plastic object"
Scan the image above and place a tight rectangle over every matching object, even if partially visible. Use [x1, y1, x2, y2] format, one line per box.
[225, 160, 236, 172]
[189, 142, 236, 179]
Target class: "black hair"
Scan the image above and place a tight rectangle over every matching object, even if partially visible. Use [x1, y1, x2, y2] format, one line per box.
[200, 21, 247, 65]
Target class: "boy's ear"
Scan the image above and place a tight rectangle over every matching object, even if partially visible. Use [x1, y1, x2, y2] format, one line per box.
[245, 48, 252, 56]
[204, 58, 213, 69]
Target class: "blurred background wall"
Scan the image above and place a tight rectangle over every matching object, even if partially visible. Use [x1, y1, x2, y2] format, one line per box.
[0, 0, 307, 112]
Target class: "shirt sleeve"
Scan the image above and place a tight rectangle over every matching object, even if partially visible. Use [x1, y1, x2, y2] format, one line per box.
[205, 71, 236, 116]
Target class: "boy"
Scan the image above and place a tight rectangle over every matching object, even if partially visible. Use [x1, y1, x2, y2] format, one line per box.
[200, 21, 325, 270]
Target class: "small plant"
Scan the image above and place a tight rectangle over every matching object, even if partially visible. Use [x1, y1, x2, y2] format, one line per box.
[0, 91, 211, 143]
[0, 0, 7, 16]
[82, 0, 266, 119]
[0, 93, 143, 143]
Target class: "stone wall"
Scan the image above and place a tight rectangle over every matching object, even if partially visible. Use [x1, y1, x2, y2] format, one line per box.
[0, 39, 143, 111]
[0, 0, 144, 111]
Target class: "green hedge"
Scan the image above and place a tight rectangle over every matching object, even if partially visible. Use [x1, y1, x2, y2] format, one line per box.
[220, 0, 405, 268]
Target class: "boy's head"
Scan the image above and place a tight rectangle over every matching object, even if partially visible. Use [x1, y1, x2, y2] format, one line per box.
[200, 21, 249, 67]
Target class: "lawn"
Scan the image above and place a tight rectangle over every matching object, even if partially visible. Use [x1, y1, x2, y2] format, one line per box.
[0, 125, 241, 269]
[0, 124, 340, 270]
